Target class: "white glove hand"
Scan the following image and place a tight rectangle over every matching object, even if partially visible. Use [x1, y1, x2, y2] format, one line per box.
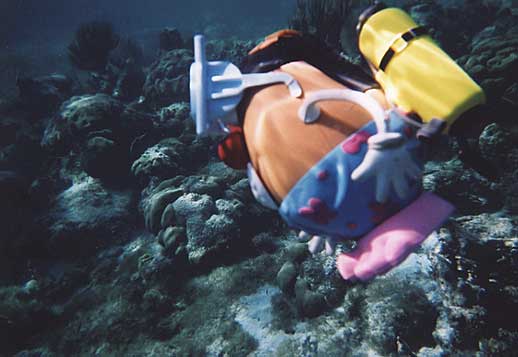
[351, 132, 422, 203]
[298, 231, 337, 255]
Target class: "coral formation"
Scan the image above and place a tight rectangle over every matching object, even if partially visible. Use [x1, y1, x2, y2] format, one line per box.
[159, 28, 185, 53]
[16, 74, 74, 114]
[131, 138, 186, 186]
[41, 94, 154, 181]
[67, 22, 120, 72]
[289, 0, 352, 49]
[142, 49, 193, 108]
[42, 176, 136, 258]
[111, 37, 145, 68]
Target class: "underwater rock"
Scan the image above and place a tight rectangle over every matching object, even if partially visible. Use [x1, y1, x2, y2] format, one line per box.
[16, 74, 74, 115]
[159, 28, 184, 52]
[233, 285, 291, 355]
[0, 116, 19, 148]
[27, 176, 57, 213]
[501, 161, 518, 214]
[277, 261, 297, 295]
[23, 280, 40, 296]
[362, 279, 438, 355]
[285, 242, 309, 264]
[40, 115, 68, 155]
[250, 232, 280, 254]
[60, 94, 124, 139]
[479, 121, 518, 213]
[0, 103, 48, 175]
[126, 102, 195, 163]
[288, 0, 350, 50]
[85, 54, 145, 97]
[13, 348, 54, 357]
[205, 39, 254, 65]
[155, 101, 191, 137]
[81, 136, 128, 180]
[294, 278, 327, 318]
[157, 101, 190, 121]
[201, 162, 247, 190]
[44, 176, 135, 258]
[478, 329, 518, 356]
[143, 187, 184, 234]
[160, 202, 176, 229]
[427, 216, 518, 351]
[87, 69, 117, 95]
[42, 94, 123, 154]
[409, 2, 444, 38]
[91, 36, 146, 97]
[171, 193, 245, 264]
[118, 106, 156, 144]
[0, 285, 60, 354]
[115, 232, 156, 276]
[181, 175, 223, 197]
[212, 171, 280, 238]
[142, 288, 174, 314]
[138, 167, 272, 263]
[142, 49, 193, 109]
[408, 1, 501, 58]
[302, 254, 345, 302]
[215, 198, 246, 221]
[112, 58, 145, 101]
[0, 171, 29, 283]
[139, 177, 181, 233]
[0, 170, 28, 230]
[1, 131, 46, 177]
[458, 18, 518, 102]
[479, 123, 515, 164]
[423, 158, 502, 214]
[42, 94, 154, 181]
[171, 192, 216, 225]
[223, 177, 255, 203]
[131, 138, 186, 186]
[184, 136, 212, 166]
[110, 37, 145, 69]
[138, 254, 179, 290]
[157, 226, 186, 257]
[68, 21, 120, 72]
[157, 102, 196, 144]
[138, 161, 276, 262]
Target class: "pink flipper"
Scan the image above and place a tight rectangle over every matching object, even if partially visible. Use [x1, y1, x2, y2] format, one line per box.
[337, 192, 454, 281]
[336, 253, 360, 280]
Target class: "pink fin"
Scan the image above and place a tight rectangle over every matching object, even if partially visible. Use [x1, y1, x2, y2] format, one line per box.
[337, 192, 454, 281]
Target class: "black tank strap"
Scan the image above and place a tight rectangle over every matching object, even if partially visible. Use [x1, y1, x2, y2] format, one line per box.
[379, 26, 428, 71]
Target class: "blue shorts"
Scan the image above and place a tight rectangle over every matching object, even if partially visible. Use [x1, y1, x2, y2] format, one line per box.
[279, 113, 423, 239]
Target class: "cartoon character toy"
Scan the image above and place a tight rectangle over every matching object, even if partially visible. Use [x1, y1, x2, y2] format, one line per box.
[188, 4, 489, 281]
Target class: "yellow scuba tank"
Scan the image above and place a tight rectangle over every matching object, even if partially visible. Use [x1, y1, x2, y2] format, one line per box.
[357, 4, 486, 133]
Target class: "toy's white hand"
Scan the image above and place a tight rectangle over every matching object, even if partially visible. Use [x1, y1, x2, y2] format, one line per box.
[298, 231, 337, 255]
[351, 132, 422, 202]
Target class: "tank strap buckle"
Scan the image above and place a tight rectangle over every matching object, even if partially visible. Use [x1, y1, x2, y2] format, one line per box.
[379, 26, 427, 71]
[391, 37, 409, 54]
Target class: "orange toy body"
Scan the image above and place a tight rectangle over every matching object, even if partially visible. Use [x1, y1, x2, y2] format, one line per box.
[241, 61, 387, 203]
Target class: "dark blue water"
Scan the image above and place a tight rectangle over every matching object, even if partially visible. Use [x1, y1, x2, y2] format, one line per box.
[3, 0, 296, 48]
[1, 0, 297, 97]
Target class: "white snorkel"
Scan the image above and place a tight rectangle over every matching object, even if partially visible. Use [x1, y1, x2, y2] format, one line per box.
[189, 35, 303, 136]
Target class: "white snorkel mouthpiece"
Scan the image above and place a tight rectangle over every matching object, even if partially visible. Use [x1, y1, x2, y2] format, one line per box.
[189, 34, 302, 136]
